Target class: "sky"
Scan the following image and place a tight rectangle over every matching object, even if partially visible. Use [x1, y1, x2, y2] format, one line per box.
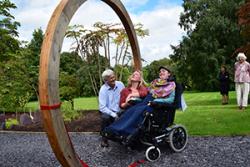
[11, 0, 185, 65]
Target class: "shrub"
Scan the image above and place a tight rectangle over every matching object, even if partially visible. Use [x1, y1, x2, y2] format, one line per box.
[61, 101, 81, 121]
[5, 118, 18, 129]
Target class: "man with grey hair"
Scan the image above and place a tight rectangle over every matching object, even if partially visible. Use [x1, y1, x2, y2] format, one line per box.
[99, 69, 124, 147]
[234, 52, 250, 110]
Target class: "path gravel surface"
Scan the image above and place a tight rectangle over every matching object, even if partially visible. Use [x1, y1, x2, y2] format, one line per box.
[0, 132, 249, 167]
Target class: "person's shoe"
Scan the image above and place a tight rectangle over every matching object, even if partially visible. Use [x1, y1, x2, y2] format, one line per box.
[101, 139, 109, 147]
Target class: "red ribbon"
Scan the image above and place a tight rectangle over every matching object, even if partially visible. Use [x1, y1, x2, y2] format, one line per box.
[80, 159, 89, 167]
[40, 102, 62, 110]
[128, 159, 146, 167]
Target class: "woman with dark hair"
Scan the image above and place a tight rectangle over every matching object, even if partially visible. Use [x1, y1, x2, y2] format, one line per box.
[219, 65, 230, 104]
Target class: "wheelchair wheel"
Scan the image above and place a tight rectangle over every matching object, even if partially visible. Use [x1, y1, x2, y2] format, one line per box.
[169, 125, 188, 152]
[145, 146, 161, 162]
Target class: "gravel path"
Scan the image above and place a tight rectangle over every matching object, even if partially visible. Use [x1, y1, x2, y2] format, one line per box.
[0, 132, 249, 167]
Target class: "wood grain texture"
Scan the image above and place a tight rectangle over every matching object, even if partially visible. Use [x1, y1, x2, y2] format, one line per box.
[39, 0, 141, 166]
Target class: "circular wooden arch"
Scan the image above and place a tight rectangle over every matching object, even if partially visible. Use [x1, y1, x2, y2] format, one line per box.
[39, 0, 141, 166]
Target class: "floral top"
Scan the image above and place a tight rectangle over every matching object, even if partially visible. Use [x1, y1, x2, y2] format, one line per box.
[234, 61, 250, 83]
[150, 79, 176, 98]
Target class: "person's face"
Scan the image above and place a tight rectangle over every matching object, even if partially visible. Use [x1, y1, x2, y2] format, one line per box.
[131, 71, 141, 82]
[221, 67, 225, 72]
[159, 69, 170, 80]
[239, 57, 245, 63]
[106, 74, 116, 88]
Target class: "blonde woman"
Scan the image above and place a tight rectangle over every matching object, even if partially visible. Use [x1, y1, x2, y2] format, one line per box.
[119, 71, 148, 109]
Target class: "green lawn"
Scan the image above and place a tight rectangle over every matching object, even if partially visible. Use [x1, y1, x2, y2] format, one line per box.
[175, 91, 250, 136]
[74, 97, 98, 110]
[25, 97, 99, 110]
[26, 91, 250, 136]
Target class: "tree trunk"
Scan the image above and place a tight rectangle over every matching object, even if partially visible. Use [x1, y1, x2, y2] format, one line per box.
[119, 43, 129, 80]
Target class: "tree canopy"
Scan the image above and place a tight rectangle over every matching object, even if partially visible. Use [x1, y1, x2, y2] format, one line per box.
[0, 0, 20, 62]
[236, 0, 250, 56]
[170, 0, 245, 91]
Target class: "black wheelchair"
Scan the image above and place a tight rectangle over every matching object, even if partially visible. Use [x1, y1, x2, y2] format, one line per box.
[101, 83, 188, 162]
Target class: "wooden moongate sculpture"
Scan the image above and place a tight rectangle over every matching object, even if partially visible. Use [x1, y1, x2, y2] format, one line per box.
[39, 0, 141, 166]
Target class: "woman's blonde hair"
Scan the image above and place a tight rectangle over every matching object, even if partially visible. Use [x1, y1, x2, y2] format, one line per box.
[127, 70, 146, 87]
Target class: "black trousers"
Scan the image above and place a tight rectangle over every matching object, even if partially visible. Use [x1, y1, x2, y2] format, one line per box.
[100, 113, 115, 131]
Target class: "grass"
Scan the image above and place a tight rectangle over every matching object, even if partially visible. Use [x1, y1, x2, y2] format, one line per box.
[25, 97, 99, 111]
[175, 91, 250, 136]
[25, 101, 39, 111]
[25, 91, 250, 136]
[73, 97, 98, 110]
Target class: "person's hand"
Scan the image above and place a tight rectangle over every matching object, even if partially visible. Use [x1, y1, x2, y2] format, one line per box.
[125, 94, 133, 103]
[110, 112, 118, 118]
[112, 112, 119, 121]
[114, 115, 120, 121]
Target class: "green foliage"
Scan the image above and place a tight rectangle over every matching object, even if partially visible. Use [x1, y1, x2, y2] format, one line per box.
[75, 54, 108, 96]
[171, 0, 244, 91]
[113, 65, 131, 86]
[61, 101, 81, 121]
[76, 68, 96, 97]
[24, 28, 44, 100]
[0, 54, 33, 112]
[0, 0, 20, 62]
[60, 52, 84, 74]
[27, 28, 44, 59]
[0, 27, 44, 112]
[5, 118, 18, 129]
[60, 72, 81, 109]
[65, 22, 148, 96]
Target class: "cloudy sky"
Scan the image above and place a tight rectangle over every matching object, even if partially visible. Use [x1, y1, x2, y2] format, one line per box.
[11, 0, 185, 65]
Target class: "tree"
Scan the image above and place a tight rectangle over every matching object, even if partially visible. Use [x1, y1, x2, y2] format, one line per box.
[0, 0, 20, 62]
[21, 28, 44, 100]
[0, 0, 28, 112]
[59, 72, 80, 110]
[65, 22, 149, 96]
[0, 54, 32, 112]
[60, 52, 84, 75]
[60, 51, 86, 102]
[235, 0, 250, 57]
[170, 0, 244, 91]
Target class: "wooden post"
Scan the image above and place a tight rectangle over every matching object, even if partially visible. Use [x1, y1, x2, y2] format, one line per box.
[39, 0, 141, 166]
